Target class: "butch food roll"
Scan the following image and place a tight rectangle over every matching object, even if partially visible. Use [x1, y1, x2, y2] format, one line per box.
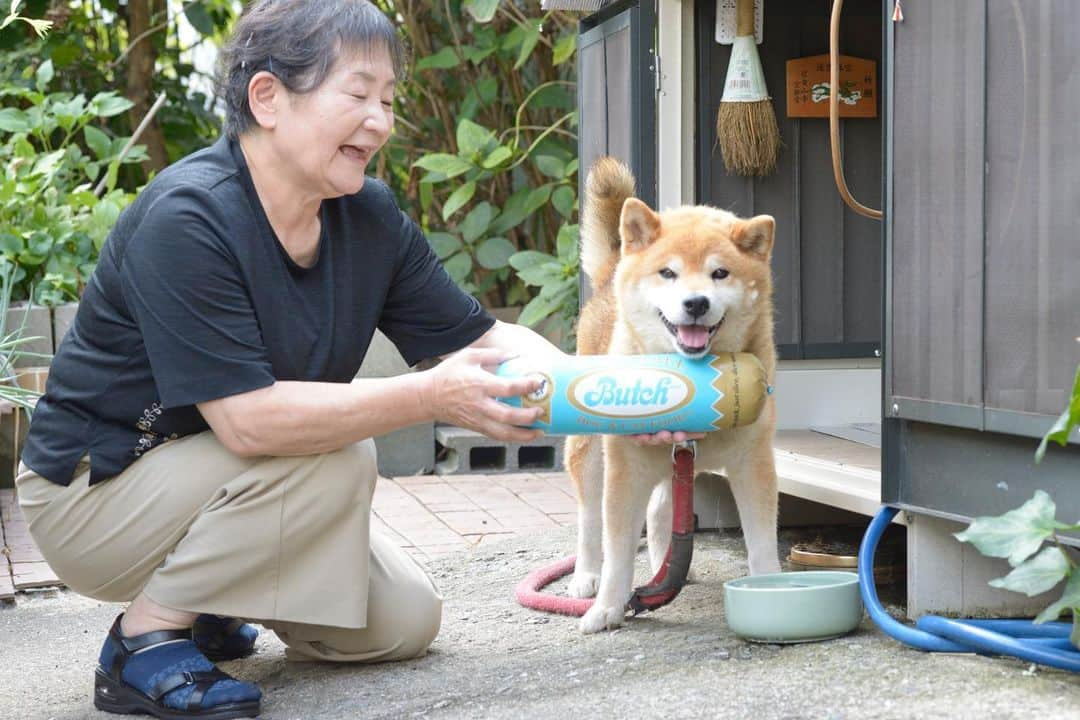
[497, 353, 770, 436]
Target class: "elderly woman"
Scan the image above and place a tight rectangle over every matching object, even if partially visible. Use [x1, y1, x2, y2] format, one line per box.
[15, 1, 558, 718]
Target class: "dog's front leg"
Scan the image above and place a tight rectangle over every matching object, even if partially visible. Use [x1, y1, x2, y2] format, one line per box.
[646, 481, 672, 575]
[726, 436, 781, 575]
[580, 440, 652, 634]
[566, 435, 603, 598]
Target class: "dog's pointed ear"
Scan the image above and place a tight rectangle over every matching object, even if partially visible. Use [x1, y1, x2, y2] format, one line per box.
[733, 215, 775, 260]
[620, 198, 660, 255]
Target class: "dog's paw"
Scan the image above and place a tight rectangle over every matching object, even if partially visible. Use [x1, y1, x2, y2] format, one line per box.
[579, 603, 626, 634]
[567, 572, 600, 598]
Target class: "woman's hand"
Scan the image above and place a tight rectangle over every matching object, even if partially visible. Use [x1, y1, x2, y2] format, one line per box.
[629, 430, 706, 446]
[422, 348, 545, 441]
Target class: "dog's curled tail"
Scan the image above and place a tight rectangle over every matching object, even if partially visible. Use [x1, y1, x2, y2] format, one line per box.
[581, 157, 636, 290]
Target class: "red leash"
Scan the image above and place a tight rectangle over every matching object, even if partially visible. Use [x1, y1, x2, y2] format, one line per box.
[515, 443, 697, 617]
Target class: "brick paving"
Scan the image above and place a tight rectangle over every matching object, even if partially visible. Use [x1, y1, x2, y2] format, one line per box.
[0, 489, 60, 602]
[375, 471, 575, 561]
[0, 471, 575, 604]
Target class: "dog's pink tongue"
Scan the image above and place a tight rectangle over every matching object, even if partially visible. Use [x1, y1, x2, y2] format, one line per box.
[677, 325, 709, 348]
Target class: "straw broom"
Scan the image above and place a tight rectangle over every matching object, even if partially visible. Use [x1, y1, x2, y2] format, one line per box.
[717, 0, 780, 176]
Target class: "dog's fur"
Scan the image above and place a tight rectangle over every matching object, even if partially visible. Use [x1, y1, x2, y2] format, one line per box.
[567, 157, 781, 634]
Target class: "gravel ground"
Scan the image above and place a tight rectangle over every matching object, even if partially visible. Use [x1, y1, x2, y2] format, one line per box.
[3, 527, 1079, 720]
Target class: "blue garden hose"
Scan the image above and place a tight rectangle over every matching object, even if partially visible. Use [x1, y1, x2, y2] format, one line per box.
[858, 505, 1080, 672]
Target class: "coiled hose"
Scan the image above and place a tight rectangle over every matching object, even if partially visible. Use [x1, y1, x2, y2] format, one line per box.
[859, 506, 1080, 672]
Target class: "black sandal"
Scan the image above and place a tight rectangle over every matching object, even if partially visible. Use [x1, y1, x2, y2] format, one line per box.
[93, 616, 261, 719]
[193, 614, 258, 662]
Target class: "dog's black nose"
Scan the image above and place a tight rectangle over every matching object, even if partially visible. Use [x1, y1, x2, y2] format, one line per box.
[683, 296, 710, 318]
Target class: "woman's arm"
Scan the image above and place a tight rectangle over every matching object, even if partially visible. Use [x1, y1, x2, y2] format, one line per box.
[198, 346, 543, 457]
[466, 319, 567, 361]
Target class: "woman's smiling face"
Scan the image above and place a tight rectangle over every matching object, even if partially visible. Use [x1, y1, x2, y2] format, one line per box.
[272, 44, 396, 198]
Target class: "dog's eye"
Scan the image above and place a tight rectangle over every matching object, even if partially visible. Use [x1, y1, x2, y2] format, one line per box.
[658, 268, 677, 279]
[712, 268, 730, 280]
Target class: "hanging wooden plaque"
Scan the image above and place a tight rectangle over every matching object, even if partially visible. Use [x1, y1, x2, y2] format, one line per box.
[785, 54, 877, 118]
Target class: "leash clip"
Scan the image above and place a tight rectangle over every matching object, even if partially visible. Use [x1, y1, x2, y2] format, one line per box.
[671, 439, 696, 461]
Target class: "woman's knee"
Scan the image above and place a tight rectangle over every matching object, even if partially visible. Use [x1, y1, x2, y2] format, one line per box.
[313, 438, 378, 504]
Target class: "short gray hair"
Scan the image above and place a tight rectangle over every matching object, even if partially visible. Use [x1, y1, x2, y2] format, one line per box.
[216, 0, 407, 138]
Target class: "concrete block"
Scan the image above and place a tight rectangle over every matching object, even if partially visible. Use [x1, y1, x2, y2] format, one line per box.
[693, 472, 867, 531]
[6, 303, 52, 368]
[52, 302, 78, 351]
[434, 424, 564, 475]
[357, 331, 434, 477]
[907, 512, 1063, 619]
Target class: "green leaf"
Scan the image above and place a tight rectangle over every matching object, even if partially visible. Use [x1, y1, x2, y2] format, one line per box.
[413, 153, 472, 180]
[954, 490, 1061, 566]
[1034, 569, 1080, 624]
[458, 202, 495, 244]
[426, 232, 462, 260]
[553, 33, 576, 66]
[87, 199, 121, 241]
[31, 149, 65, 176]
[442, 181, 476, 221]
[103, 159, 121, 194]
[481, 146, 513, 170]
[509, 250, 555, 271]
[415, 47, 461, 72]
[83, 125, 111, 160]
[516, 261, 563, 287]
[419, 181, 433, 212]
[557, 223, 580, 261]
[0, 108, 31, 133]
[490, 188, 530, 235]
[519, 289, 570, 327]
[34, 59, 53, 91]
[443, 252, 473, 284]
[522, 184, 554, 218]
[456, 119, 494, 157]
[183, 1, 215, 35]
[463, 0, 499, 22]
[539, 276, 575, 298]
[534, 155, 565, 179]
[50, 96, 86, 130]
[514, 21, 542, 70]
[0, 233, 23, 254]
[528, 85, 575, 111]
[989, 546, 1071, 597]
[90, 93, 134, 118]
[476, 236, 515, 270]
[50, 43, 81, 68]
[1036, 363, 1080, 463]
[552, 186, 575, 219]
[26, 231, 53, 256]
[465, 44, 497, 65]
[477, 77, 498, 104]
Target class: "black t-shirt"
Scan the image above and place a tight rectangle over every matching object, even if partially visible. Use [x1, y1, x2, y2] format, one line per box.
[22, 137, 494, 486]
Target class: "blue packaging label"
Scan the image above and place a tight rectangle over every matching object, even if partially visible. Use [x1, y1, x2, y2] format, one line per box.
[496, 353, 768, 436]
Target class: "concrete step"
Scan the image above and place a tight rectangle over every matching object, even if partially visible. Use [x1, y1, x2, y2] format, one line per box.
[434, 425, 565, 475]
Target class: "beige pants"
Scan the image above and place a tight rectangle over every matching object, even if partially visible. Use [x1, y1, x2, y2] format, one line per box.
[16, 431, 441, 663]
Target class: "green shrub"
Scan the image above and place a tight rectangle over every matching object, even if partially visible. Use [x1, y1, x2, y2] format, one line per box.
[0, 57, 147, 304]
[377, 0, 581, 342]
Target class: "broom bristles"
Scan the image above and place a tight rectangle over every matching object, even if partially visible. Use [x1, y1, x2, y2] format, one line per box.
[717, 99, 781, 177]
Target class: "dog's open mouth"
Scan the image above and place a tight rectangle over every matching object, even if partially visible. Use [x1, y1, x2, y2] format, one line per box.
[659, 312, 724, 355]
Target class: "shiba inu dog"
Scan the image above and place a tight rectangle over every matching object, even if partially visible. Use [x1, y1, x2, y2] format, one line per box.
[566, 157, 781, 634]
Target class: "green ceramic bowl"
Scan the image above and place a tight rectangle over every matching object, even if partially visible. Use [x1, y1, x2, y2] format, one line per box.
[723, 571, 863, 643]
